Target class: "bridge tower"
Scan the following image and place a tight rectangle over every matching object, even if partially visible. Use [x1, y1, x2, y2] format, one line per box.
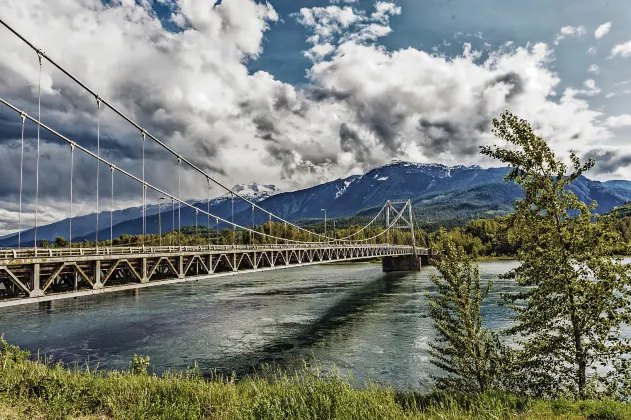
[382, 199, 423, 272]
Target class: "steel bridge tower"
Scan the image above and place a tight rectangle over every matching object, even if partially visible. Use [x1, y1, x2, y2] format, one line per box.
[382, 199, 422, 272]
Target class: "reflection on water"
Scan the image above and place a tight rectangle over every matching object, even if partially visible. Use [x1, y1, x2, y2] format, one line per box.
[0, 261, 519, 389]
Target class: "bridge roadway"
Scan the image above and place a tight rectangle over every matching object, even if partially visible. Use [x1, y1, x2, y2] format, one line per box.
[0, 243, 424, 307]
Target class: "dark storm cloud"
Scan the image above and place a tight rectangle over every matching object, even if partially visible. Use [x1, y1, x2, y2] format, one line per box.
[417, 116, 484, 158]
[489, 71, 525, 101]
[304, 86, 352, 102]
[411, 72, 526, 159]
[339, 122, 371, 162]
[584, 149, 631, 175]
[252, 114, 280, 139]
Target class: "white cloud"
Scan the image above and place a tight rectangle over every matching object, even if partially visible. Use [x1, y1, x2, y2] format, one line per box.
[588, 46, 597, 54]
[554, 25, 586, 45]
[296, 1, 401, 58]
[594, 22, 613, 39]
[0, 0, 626, 232]
[606, 114, 631, 127]
[588, 64, 600, 74]
[605, 89, 631, 98]
[611, 40, 631, 58]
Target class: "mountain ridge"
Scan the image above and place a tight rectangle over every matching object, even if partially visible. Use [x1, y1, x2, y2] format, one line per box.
[2, 161, 630, 246]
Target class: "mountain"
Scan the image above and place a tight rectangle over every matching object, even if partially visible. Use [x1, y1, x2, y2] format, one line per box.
[602, 180, 631, 200]
[238, 162, 631, 224]
[3, 163, 631, 245]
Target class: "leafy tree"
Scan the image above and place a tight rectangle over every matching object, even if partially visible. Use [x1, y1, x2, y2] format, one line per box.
[54, 236, 69, 248]
[481, 111, 631, 398]
[428, 233, 504, 393]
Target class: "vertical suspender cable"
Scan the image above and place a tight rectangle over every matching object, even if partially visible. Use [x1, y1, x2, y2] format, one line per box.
[171, 198, 175, 246]
[95, 97, 101, 248]
[215, 217, 219, 245]
[34, 51, 42, 249]
[141, 131, 146, 250]
[110, 165, 114, 245]
[177, 157, 181, 247]
[207, 178, 211, 246]
[251, 204, 254, 244]
[18, 112, 25, 249]
[231, 193, 235, 246]
[69, 143, 74, 246]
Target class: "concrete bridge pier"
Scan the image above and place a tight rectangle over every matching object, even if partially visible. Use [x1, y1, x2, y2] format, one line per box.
[382, 254, 422, 272]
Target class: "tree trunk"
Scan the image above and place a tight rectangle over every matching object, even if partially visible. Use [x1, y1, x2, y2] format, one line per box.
[577, 354, 586, 398]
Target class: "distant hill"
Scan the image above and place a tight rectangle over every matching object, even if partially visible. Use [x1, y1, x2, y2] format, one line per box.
[3, 162, 631, 246]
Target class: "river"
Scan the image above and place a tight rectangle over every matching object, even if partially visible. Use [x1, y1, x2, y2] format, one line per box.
[0, 260, 520, 390]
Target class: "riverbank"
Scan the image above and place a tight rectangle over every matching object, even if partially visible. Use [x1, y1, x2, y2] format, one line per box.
[1, 340, 629, 419]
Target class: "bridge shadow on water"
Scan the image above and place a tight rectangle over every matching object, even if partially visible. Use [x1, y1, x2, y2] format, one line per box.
[0, 270, 414, 378]
[196, 271, 410, 378]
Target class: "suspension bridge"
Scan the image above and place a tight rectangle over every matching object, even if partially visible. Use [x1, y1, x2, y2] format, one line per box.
[0, 20, 428, 307]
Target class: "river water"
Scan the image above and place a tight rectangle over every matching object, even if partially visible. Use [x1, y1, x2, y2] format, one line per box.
[0, 261, 520, 390]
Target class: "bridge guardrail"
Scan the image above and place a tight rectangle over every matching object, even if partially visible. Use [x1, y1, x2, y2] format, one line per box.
[0, 244, 422, 260]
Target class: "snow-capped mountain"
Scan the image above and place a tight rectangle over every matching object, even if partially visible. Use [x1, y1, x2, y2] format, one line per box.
[232, 182, 279, 198]
[2, 161, 630, 246]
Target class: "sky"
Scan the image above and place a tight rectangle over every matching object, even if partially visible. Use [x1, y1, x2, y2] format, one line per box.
[0, 0, 631, 234]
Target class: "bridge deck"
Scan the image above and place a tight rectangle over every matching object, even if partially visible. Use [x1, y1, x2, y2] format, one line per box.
[0, 244, 422, 307]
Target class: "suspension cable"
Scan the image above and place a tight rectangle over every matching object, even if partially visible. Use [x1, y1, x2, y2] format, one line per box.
[0, 96, 409, 247]
[141, 131, 146, 250]
[95, 96, 101, 248]
[110, 165, 114, 244]
[18, 111, 25, 249]
[207, 178, 211, 247]
[69, 142, 74, 246]
[231, 193, 235, 246]
[34, 50, 42, 249]
[0, 18, 337, 243]
[177, 157, 181, 247]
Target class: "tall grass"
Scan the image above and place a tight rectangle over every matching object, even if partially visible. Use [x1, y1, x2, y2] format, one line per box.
[1, 338, 629, 419]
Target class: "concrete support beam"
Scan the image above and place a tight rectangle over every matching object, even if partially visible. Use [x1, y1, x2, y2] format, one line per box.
[30, 263, 44, 297]
[141, 258, 149, 284]
[178, 256, 184, 279]
[232, 253, 237, 272]
[382, 255, 421, 272]
[93, 260, 103, 289]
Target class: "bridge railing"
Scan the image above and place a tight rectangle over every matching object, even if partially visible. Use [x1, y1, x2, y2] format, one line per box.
[0, 243, 419, 260]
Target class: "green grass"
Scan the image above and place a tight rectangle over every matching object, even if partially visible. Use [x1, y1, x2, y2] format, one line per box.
[1, 339, 630, 419]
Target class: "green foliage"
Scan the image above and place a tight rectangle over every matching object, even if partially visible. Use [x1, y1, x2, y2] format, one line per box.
[0, 335, 29, 364]
[54, 236, 69, 248]
[1, 341, 629, 419]
[427, 234, 504, 393]
[128, 354, 151, 376]
[481, 111, 631, 399]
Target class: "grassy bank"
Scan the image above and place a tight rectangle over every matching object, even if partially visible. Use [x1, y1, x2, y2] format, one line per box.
[1, 340, 630, 419]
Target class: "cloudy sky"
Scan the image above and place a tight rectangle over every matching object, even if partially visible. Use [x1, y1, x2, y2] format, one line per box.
[0, 0, 631, 234]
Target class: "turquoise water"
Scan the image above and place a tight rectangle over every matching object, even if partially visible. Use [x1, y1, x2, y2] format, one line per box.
[0, 261, 519, 389]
